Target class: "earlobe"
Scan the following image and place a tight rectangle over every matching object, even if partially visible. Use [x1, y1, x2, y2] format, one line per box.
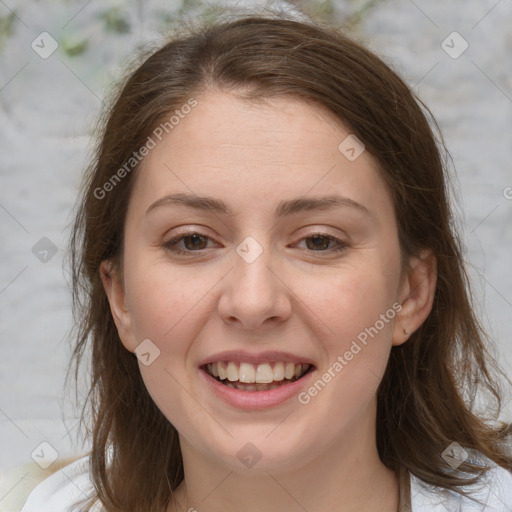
[100, 260, 136, 352]
[392, 249, 437, 346]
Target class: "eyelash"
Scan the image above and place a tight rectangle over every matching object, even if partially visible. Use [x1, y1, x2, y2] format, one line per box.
[162, 231, 348, 255]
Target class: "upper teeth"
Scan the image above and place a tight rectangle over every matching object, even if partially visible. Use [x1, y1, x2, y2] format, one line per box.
[206, 361, 310, 383]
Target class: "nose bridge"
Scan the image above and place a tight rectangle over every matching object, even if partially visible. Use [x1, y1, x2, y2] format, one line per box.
[218, 235, 291, 327]
[233, 234, 277, 304]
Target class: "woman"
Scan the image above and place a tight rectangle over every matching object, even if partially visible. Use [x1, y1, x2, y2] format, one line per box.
[21, 8, 512, 512]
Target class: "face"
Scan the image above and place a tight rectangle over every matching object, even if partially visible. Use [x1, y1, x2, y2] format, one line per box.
[102, 90, 435, 474]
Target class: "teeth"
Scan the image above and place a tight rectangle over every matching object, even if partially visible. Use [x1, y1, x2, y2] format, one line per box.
[285, 362, 296, 379]
[218, 362, 227, 380]
[227, 361, 238, 382]
[256, 363, 274, 383]
[273, 362, 285, 381]
[239, 362, 256, 383]
[206, 361, 310, 384]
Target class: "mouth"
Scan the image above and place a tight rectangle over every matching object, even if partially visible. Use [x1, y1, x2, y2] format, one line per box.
[201, 361, 314, 392]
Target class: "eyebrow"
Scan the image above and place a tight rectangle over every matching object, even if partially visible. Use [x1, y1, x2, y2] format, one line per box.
[146, 193, 371, 218]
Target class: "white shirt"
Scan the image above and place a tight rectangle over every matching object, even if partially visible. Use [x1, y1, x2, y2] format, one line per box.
[20, 455, 512, 511]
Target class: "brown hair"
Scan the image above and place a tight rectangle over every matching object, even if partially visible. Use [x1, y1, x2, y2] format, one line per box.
[69, 7, 512, 512]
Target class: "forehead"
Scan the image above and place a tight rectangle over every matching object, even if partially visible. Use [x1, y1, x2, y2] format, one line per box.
[165, 91, 353, 164]
[127, 90, 393, 221]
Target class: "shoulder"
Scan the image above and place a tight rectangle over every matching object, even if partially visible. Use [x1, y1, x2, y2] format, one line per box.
[410, 454, 512, 511]
[20, 455, 101, 512]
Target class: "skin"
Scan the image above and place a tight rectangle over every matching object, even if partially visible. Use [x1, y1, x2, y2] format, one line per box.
[101, 90, 437, 512]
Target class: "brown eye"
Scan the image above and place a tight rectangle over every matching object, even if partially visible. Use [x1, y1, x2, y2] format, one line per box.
[163, 232, 217, 254]
[298, 234, 347, 253]
[305, 235, 332, 251]
[181, 234, 208, 250]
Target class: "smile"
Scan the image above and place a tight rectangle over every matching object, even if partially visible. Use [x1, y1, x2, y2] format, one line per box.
[203, 361, 312, 392]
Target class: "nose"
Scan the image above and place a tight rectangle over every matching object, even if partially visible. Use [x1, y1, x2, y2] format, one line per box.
[217, 244, 292, 330]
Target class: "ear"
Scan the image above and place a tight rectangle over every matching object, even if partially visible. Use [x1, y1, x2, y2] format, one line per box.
[100, 260, 137, 352]
[392, 249, 437, 346]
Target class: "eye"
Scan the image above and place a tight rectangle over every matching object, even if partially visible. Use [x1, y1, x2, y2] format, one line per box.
[295, 233, 348, 253]
[162, 231, 348, 256]
[163, 232, 219, 254]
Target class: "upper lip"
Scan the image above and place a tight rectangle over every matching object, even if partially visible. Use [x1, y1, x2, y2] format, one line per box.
[198, 350, 316, 368]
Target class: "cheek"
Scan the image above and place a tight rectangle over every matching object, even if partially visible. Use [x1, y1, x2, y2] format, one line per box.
[291, 253, 402, 402]
[299, 262, 399, 342]
[124, 255, 206, 342]
[122, 261, 209, 424]
[294, 266, 401, 422]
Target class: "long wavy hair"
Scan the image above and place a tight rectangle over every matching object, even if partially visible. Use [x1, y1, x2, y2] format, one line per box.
[68, 7, 512, 512]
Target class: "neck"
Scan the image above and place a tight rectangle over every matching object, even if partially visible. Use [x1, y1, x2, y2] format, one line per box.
[169, 402, 399, 512]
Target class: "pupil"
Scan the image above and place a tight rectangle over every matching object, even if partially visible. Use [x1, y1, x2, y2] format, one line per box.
[185, 235, 207, 250]
[307, 235, 329, 251]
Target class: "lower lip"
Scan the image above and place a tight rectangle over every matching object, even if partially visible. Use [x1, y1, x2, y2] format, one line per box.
[199, 367, 315, 410]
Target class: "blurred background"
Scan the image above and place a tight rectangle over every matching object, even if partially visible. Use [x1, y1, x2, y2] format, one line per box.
[1, 0, 511, 505]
